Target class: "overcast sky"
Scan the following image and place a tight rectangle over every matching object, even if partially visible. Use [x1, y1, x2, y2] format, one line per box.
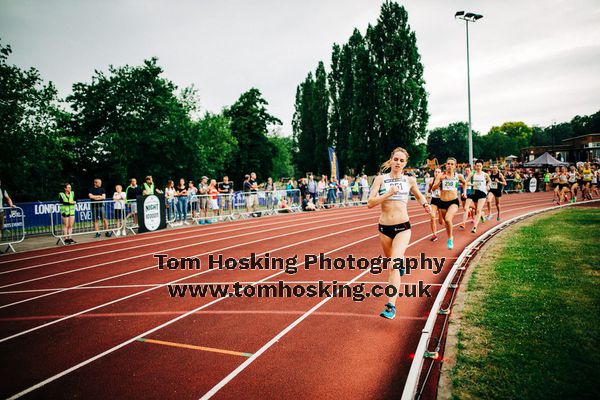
[2, 0, 599, 137]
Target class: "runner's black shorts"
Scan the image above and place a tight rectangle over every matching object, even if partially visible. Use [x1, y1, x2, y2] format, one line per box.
[437, 198, 460, 210]
[378, 221, 411, 240]
[467, 190, 487, 202]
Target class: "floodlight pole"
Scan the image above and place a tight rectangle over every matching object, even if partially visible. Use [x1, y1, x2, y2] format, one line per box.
[455, 11, 482, 166]
[465, 20, 473, 166]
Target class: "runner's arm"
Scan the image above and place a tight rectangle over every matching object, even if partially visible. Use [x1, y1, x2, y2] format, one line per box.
[367, 175, 396, 208]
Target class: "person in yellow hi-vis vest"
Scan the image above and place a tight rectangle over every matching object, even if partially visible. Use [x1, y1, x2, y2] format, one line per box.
[59, 183, 76, 244]
[143, 175, 163, 196]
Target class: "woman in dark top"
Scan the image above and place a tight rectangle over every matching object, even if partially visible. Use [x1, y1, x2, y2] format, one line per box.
[175, 178, 188, 225]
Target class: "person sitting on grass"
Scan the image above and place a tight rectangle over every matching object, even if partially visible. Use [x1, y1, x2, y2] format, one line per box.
[302, 194, 317, 211]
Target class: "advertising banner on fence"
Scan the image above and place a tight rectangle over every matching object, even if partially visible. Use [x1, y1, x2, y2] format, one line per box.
[529, 177, 537, 193]
[137, 194, 166, 233]
[328, 147, 339, 182]
[15, 200, 98, 234]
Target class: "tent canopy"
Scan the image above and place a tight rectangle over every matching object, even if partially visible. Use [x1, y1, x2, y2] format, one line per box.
[505, 155, 518, 159]
[523, 152, 569, 167]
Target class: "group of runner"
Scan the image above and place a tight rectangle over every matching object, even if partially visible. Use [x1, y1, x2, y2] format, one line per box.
[548, 163, 599, 205]
[369, 148, 586, 319]
[368, 150, 500, 319]
[423, 158, 507, 247]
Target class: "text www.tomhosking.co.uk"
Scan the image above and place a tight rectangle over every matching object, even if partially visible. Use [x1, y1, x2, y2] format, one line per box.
[155, 253, 445, 302]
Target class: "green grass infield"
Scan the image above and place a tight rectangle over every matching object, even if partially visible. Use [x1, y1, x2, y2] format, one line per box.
[451, 207, 600, 400]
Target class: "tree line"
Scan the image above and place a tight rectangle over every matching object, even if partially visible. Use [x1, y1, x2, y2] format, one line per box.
[427, 112, 600, 163]
[292, 0, 599, 172]
[292, 1, 429, 176]
[0, 40, 294, 202]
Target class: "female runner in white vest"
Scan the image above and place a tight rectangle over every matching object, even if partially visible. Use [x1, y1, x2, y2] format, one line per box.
[430, 157, 467, 250]
[426, 168, 444, 241]
[368, 147, 432, 319]
[463, 159, 491, 233]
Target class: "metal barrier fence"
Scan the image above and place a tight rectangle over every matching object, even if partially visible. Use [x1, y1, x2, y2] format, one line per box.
[124, 199, 140, 235]
[179, 190, 305, 226]
[6, 187, 374, 249]
[0, 206, 25, 253]
[50, 199, 126, 245]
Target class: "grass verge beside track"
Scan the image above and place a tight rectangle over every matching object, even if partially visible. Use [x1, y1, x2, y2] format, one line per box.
[451, 207, 600, 400]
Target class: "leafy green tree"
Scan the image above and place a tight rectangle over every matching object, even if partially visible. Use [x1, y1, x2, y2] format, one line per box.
[294, 1, 428, 176]
[224, 88, 281, 184]
[426, 122, 481, 163]
[348, 29, 378, 174]
[529, 126, 550, 146]
[488, 122, 532, 153]
[67, 58, 200, 191]
[479, 129, 518, 161]
[334, 42, 355, 175]
[0, 39, 72, 201]
[293, 74, 316, 175]
[545, 122, 574, 146]
[268, 133, 295, 179]
[313, 61, 330, 174]
[193, 112, 237, 179]
[367, 1, 429, 167]
[410, 143, 427, 168]
[570, 110, 600, 136]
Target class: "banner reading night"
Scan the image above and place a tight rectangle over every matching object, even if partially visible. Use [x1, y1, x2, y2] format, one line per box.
[328, 147, 339, 182]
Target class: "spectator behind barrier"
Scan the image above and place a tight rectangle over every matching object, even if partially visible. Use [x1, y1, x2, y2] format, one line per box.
[126, 178, 143, 225]
[0, 179, 15, 244]
[89, 178, 111, 238]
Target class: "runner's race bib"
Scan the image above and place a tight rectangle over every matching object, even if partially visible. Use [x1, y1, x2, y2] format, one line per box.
[473, 178, 486, 191]
[442, 179, 457, 192]
[490, 181, 498, 189]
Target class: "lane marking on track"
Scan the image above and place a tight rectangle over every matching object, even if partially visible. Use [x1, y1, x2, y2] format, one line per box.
[0, 310, 431, 322]
[0, 214, 412, 341]
[5, 231, 383, 399]
[0, 205, 375, 265]
[196, 199, 560, 399]
[0, 211, 384, 298]
[0, 197, 548, 324]
[0, 207, 383, 275]
[0, 196, 543, 297]
[136, 338, 253, 357]
[0, 281, 445, 295]
[5, 198, 552, 399]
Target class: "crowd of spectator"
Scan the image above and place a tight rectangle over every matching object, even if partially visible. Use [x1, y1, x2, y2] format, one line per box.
[2, 158, 597, 244]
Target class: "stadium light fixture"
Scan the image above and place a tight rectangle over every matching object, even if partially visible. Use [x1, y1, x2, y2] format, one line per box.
[455, 11, 484, 166]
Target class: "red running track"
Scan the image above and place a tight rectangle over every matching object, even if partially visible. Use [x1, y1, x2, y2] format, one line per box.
[0, 192, 561, 399]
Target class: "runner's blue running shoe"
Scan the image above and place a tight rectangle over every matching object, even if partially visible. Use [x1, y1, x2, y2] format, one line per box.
[380, 303, 396, 319]
[447, 238, 454, 249]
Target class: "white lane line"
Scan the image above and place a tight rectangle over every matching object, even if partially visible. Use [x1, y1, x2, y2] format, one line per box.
[0, 207, 381, 274]
[0, 216, 398, 342]
[0, 281, 445, 294]
[199, 199, 556, 398]
[0, 208, 383, 289]
[6, 231, 381, 400]
[0, 310, 430, 322]
[0, 212, 385, 309]
[0, 205, 372, 266]
[0, 197, 548, 310]
[0, 195, 539, 289]
[198, 217, 449, 399]
[5, 199, 552, 399]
